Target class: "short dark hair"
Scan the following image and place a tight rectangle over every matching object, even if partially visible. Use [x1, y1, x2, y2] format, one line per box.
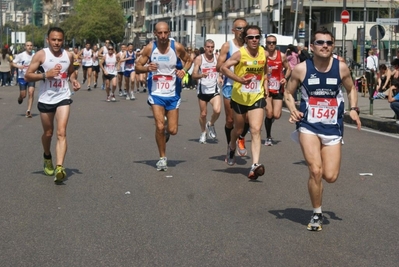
[47, 27, 64, 37]
[311, 28, 334, 44]
[241, 25, 262, 41]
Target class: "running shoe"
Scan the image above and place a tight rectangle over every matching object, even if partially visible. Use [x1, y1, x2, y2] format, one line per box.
[264, 138, 273, 146]
[111, 94, 116, 102]
[83, 78, 86, 84]
[54, 165, 66, 183]
[118, 90, 123, 97]
[130, 92, 136, 100]
[43, 158, 55, 176]
[225, 145, 236, 166]
[164, 116, 170, 143]
[307, 213, 323, 231]
[106, 95, 111, 102]
[126, 95, 130, 100]
[206, 121, 217, 139]
[101, 84, 105, 90]
[123, 90, 127, 96]
[248, 163, 265, 180]
[93, 83, 97, 88]
[88, 86, 91, 91]
[236, 138, 247, 156]
[199, 132, 207, 144]
[18, 97, 23, 104]
[142, 87, 147, 92]
[26, 110, 32, 118]
[156, 157, 168, 171]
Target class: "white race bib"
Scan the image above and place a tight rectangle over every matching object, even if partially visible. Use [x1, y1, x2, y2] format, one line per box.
[307, 97, 338, 124]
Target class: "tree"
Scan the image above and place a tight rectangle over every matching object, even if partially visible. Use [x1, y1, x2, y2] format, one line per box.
[61, 0, 125, 44]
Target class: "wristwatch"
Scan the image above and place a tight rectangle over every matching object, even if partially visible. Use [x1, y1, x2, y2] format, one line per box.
[350, 107, 360, 115]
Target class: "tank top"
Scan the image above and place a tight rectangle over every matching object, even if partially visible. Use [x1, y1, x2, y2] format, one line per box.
[148, 40, 182, 97]
[39, 48, 71, 104]
[73, 52, 80, 66]
[198, 54, 218, 94]
[224, 40, 241, 86]
[104, 53, 117, 75]
[268, 51, 284, 94]
[232, 46, 266, 106]
[298, 58, 344, 136]
[13, 51, 33, 78]
[92, 50, 99, 67]
[124, 51, 135, 71]
[82, 48, 93, 66]
[118, 51, 125, 72]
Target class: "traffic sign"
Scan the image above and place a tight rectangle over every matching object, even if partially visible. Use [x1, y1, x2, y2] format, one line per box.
[370, 25, 385, 39]
[341, 10, 350, 24]
[376, 18, 399, 25]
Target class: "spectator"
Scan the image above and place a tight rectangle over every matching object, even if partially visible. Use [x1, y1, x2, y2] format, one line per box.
[286, 44, 299, 70]
[390, 58, 399, 85]
[0, 46, 12, 86]
[365, 49, 378, 96]
[297, 42, 311, 62]
[387, 80, 399, 124]
[374, 64, 392, 99]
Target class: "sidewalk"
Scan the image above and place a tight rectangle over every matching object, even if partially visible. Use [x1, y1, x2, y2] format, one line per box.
[343, 92, 399, 134]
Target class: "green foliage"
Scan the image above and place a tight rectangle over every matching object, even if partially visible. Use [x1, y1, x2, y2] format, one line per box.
[21, 24, 48, 49]
[61, 0, 125, 44]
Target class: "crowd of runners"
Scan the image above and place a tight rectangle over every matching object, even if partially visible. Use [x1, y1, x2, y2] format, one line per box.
[8, 18, 362, 232]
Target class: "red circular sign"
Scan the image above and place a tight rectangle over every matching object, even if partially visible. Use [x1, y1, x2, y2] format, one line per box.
[341, 10, 350, 24]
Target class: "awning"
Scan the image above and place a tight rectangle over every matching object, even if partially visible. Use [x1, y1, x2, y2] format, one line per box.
[125, 15, 132, 21]
[382, 41, 399, 49]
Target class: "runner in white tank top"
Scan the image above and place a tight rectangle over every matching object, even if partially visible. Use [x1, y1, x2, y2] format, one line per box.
[100, 44, 119, 102]
[79, 42, 93, 90]
[24, 27, 81, 183]
[117, 44, 127, 97]
[191, 39, 221, 144]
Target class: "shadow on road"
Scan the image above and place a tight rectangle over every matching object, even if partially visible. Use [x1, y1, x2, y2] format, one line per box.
[134, 159, 186, 168]
[269, 208, 342, 226]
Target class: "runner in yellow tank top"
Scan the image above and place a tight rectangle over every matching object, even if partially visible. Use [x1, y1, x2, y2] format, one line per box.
[232, 46, 266, 106]
[220, 25, 269, 180]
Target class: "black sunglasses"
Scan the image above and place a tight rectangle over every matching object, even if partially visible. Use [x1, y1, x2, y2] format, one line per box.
[246, 35, 261, 40]
[314, 40, 334, 46]
[266, 41, 277, 45]
[108, 48, 114, 50]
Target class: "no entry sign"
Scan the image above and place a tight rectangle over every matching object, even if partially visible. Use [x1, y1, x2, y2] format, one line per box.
[341, 10, 350, 24]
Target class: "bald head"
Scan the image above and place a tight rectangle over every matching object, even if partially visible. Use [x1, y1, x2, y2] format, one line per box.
[155, 21, 169, 32]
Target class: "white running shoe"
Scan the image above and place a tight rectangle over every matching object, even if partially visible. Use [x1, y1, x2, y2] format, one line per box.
[130, 92, 136, 100]
[123, 90, 127, 96]
[126, 95, 130, 100]
[111, 94, 116, 102]
[118, 90, 123, 97]
[206, 121, 217, 139]
[106, 95, 111, 102]
[156, 157, 168, 171]
[199, 132, 207, 144]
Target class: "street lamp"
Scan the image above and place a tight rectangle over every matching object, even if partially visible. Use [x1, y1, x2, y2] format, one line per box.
[186, 0, 195, 48]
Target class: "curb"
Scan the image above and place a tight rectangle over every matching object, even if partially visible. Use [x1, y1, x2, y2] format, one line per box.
[343, 113, 399, 134]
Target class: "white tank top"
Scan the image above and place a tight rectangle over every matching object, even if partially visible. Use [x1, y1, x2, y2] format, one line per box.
[150, 41, 178, 97]
[197, 54, 218, 94]
[38, 48, 71, 104]
[118, 51, 125, 72]
[92, 51, 99, 66]
[13, 51, 33, 78]
[104, 54, 117, 75]
[82, 48, 93, 66]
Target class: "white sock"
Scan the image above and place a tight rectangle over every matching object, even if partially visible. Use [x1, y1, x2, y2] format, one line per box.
[313, 206, 322, 214]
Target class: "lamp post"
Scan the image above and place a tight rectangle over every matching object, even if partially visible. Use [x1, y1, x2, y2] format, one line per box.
[186, 0, 195, 48]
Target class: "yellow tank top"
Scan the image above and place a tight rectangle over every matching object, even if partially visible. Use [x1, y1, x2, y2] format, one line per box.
[232, 46, 266, 106]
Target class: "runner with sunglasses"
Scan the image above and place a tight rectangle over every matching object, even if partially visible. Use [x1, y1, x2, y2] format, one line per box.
[264, 35, 291, 146]
[220, 25, 268, 180]
[284, 28, 361, 231]
[216, 18, 251, 158]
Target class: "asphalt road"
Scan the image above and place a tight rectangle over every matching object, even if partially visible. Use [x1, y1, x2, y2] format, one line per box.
[1, 83, 398, 266]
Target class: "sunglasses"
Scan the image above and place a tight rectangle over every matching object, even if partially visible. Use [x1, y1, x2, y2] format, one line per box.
[266, 41, 277, 45]
[108, 48, 114, 50]
[314, 40, 334, 46]
[246, 35, 261, 40]
[235, 27, 244, 31]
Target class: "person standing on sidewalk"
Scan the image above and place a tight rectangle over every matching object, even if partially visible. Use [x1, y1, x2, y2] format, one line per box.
[216, 18, 250, 157]
[135, 21, 192, 171]
[191, 39, 221, 144]
[25, 27, 81, 183]
[284, 28, 361, 231]
[365, 49, 378, 97]
[220, 25, 269, 180]
[11, 41, 35, 118]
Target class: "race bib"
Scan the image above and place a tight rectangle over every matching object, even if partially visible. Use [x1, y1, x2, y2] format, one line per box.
[241, 73, 261, 93]
[153, 74, 174, 94]
[307, 97, 338, 124]
[269, 77, 280, 91]
[202, 67, 218, 80]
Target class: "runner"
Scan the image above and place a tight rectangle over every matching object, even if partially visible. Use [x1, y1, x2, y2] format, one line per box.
[91, 44, 100, 88]
[216, 18, 250, 157]
[72, 46, 81, 81]
[220, 25, 268, 180]
[135, 21, 192, 171]
[191, 39, 221, 144]
[117, 43, 127, 97]
[264, 34, 292, 146]
[284, 28, 361, 231]
[100, 44, 119, 102]
[25, 27, 81, 183]
[98, 40, 110, 90]
[79, 41, 93, 90]
[119, 43, 136, 100]
[11, 41, 35, 118]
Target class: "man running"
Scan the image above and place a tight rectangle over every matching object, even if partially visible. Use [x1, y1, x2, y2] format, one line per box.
[98, 40, 110, 90]
[117, 43, 127, 97]
[284, 28, 361, 231]
[135, 22, 192, 171]
[25, 27, 81, 183]
[216, 18, 250, 157]
[79, 41, 93, 90]
[220, 25, 269, 180]
[91, 44, 100, 88]
[100, 44, 119, 102]
[119, 43, 136, 100]
[191, 39, 221, 144]
[11, 41, 35, 118]
[264, 34, 292, 146]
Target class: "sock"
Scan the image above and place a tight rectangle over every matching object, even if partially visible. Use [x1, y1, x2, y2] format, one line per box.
[240, 123, 250, 138]
[224, 126, 233, 145]
[43, 153, 52, 159]
[264, 117, 273, 138]
[313, 206, 322, 214]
